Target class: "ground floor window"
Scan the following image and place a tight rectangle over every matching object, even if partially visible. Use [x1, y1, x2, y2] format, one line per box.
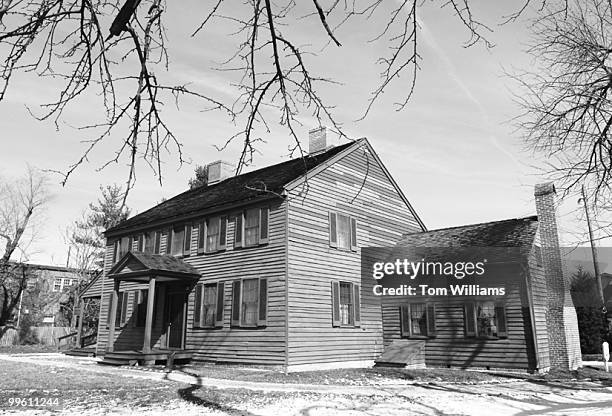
[465, 302, 507, 338]
[231, 278, 267, 327]
[193, 282, 225, 328]
[331, 281, 360, 327]
[400, 303, 436, 337]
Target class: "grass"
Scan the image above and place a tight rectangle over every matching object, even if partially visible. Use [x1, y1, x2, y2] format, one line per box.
[0, 360, 190, 412]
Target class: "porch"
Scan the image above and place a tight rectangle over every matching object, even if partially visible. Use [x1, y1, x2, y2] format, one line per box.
[101, 252, 200, 366]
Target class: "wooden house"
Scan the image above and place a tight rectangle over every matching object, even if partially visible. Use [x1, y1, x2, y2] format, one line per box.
[93, 128, 426, 370]
[377, 183, 582, 372]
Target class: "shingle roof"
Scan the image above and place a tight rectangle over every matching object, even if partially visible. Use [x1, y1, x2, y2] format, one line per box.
[107, 141, 356, 235]
[110, 252, 200, 276]
[397, 216, 539, 248]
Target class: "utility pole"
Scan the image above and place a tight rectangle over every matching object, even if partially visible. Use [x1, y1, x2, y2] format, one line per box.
[580, 185, 606, 310]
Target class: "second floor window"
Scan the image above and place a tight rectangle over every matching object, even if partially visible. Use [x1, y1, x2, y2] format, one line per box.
[235, 207, 269, 248]
[199, 217, 227, 253]
[329, 212, 357, 251]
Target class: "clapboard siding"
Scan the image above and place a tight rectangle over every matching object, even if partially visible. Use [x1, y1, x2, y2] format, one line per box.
[97, 199, 288, 366]
[286, 143, 423, 366]
[80, 272, 104, 298]
[381, 272, 538, 370]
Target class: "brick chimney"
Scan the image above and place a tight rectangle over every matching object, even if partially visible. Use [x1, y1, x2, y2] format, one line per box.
[207, 160, 234, 185]
[309, 126, 327, 154]
[534, 182, 582, 371]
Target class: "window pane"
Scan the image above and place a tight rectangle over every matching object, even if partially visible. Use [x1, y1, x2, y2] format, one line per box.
[477, 302, 498, 337]
[242, 279, 258, 325]
[203, 284, 217, 327]
[339, 282, 353, 325]
[244, 209, 260, 247]
[337, 215, 350, 249]
[410, 304, 427, 336]
[144, 232, 155, 253]
[171, 226, 184, 256]
[206, 217, 220, 252]
[53, 279, 62, 292]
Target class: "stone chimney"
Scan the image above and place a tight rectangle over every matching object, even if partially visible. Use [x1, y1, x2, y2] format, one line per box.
[309, 126, 327, 154]
[534, 182, 582, 371]
[207, 160, 234, 185]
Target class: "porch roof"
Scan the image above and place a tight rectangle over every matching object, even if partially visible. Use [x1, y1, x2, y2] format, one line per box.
[107, 252, 200, 283]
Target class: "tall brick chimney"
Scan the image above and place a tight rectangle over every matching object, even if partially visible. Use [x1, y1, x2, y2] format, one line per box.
[534, 182, 582, 371]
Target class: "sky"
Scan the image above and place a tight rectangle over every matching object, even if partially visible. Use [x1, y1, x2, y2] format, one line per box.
[1, 0, 606, 267]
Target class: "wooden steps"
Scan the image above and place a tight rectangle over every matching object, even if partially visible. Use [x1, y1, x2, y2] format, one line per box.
[375, 339, 426, 369]
[63, 347, 96, 357]
[99, 349, 195, 366]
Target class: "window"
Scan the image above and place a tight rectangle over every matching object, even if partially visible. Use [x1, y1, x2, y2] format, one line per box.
[400, 303, 436, 338]
[115, 292, 129, 327]
[331, 281, 360, 327]
[118, 236, 130, 258]
[169, 225, 184, 256]
[235, 207, 269, 248]
[231, 278, 267, 327]
[135, 234, 144, 252]
[464, 302, 507, 339]
[193, 282, 225, 328]
[329, 212, 357, 250]
[144, 232, 156, 254]
[154, 231, 162, 254]
[52, 278, 75, 292]
[132, 290, 148, 327]
[52, 279, 62, 292]
[199, 217, 227, 253]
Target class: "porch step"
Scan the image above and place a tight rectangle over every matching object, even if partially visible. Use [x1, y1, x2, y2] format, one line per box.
[63, 347, 96, 357]
[375, 339, 426, 369]
[98, 350, 195, 367]
[99, 357, 133, 366]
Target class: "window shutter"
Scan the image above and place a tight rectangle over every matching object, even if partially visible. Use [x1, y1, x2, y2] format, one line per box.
[106, 294, 113, 326]
[128, 237, 134, 253]
[464, 303, 476, 337]
[257, 278, 268, 326]
[259, 207, 269, 244]
[400, 305, 410, 337]
[193, 284, 202, 327]
[131, 291, 139, 328]
[353, 283, 361, 327]
[215, 282, 225, 327]
[331, 281, 341, 327]
[234, 214, 243, 248]
[219, 217, 227, 250]
[184, 224, 192, 255]
[231, 280, 241, 326]
[350, 217, 358, 251]
[496, 305, 508, 338]
[329, 212, 338, 248]
[116, 292, 127, 327]
[426, 304, 436, 337]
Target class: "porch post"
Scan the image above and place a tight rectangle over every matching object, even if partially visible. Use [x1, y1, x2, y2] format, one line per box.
[106, 279, 120, 352]
[143, 276, 156, 353]
[76, 298, 85, 348]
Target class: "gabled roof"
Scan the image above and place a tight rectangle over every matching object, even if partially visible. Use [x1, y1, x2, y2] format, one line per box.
[397, 216, 539, 248]
[108, 252, 200, 281]
[107, 141, 356, 235]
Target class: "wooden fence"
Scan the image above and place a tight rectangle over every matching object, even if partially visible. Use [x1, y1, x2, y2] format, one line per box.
[30, 326, 72, 345]
[0, 326, 19, 346]
[0, 326, 72, 346]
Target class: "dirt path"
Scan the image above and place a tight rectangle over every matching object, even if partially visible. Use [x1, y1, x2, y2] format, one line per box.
[1, 353, 611, 415]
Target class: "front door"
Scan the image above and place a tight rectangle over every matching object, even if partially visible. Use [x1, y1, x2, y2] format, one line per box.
[165, 291, 186, 349]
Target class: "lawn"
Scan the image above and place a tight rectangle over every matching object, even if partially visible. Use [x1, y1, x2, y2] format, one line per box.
[0, 360, 191, 413]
